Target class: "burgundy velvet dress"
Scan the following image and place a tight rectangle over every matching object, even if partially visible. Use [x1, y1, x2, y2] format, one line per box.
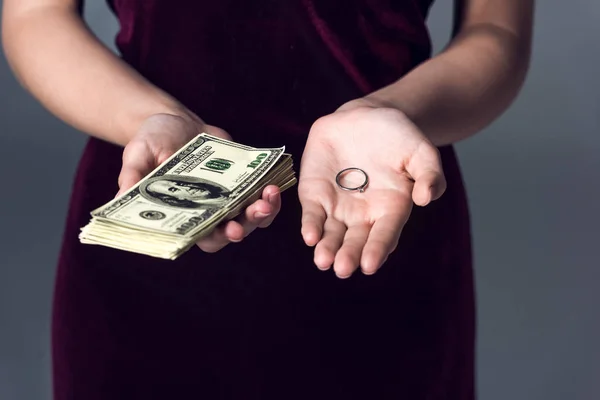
[53, 1, 475, 398]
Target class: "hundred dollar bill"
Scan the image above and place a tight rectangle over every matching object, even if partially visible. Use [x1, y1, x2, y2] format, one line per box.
[79, 133, 296, 259]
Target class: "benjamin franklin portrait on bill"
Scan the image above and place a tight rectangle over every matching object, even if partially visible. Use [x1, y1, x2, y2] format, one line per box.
[139, 175, 232, 209]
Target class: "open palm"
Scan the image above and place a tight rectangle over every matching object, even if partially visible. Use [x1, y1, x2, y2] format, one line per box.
[298, 104, 447, 278]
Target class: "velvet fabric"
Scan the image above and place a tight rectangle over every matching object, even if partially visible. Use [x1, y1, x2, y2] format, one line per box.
[53, 1, 475, 398]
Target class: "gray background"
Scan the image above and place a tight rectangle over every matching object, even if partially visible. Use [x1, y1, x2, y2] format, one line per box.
[0, 1, 598, 399]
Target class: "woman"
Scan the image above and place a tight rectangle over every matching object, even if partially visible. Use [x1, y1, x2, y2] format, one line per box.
[2, 0, 534, 399]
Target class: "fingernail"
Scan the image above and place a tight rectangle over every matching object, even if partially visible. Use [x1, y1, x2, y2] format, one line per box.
[255, 212, 270, 219]
[336, 272, 352, 279]
[361, 269, 377, 276]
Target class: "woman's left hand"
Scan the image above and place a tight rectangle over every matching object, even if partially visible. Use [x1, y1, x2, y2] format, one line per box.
[298, 99, 447, 278]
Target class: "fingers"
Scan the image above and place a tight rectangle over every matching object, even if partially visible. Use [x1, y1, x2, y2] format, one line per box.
[333, 223, 371, 278]
[405, 142, 447, 206]
[310, 212, 407, 278]
[360, 213, 406, 275]
[313, 218, 346, 271]
[300, 199, 327, 246]
[196, 185, 281, 253]
[196, 221, 243, 253]
[257, 185, 281, 228]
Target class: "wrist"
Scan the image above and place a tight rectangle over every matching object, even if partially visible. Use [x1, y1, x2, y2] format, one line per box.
[114, 99, 205, 146]
[336, 95, 399, 113]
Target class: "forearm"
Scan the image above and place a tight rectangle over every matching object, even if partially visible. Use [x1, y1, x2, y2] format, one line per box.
[2, 5, 199, 146]
[363, 24, 532, 147]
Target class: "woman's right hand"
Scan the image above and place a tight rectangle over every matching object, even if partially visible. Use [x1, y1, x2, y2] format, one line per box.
[117, 113, 282, 253]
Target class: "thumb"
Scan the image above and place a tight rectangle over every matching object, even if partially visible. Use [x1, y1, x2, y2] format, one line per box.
[116, 141, 155, 197]
[405, 142, 447, 206]
[204, 124, 233, 142]
[116, 168, 145, 198]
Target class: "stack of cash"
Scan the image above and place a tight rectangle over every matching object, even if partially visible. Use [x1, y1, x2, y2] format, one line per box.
[79, 133, 297, 259]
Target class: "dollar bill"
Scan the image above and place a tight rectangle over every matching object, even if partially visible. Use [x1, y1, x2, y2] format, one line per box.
[79, 133, 297, 259]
